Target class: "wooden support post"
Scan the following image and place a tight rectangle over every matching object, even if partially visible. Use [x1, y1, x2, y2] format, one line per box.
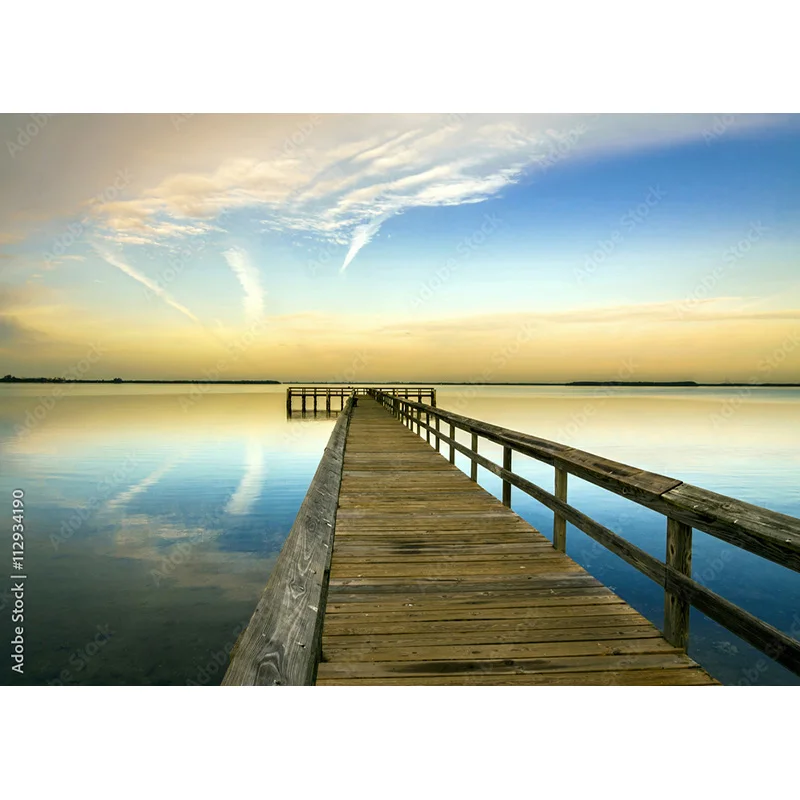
[449, 423, 455, 464]
[301, 390, 306, 413]
[417, 389, 421, 402]
[286, 390, 292, 416]
[313, 394, 317, 412]
[435, 416, 440, 452]
[470, 433, 478, 482]
[553, 468, 567, 552]
[502, 446, 512, 507]
[665, 517, 693, 650]
[425, 411, 430, 444]
[326, 389, 330, 413]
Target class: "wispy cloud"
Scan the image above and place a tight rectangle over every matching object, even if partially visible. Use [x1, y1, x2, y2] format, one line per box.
[81, 114, 798, 273]
[225, 441, 266, 516]
[340, 213, 391, 273]
[105, 458, 180, 511]
[92, 243, 200, 324]
[222, 247, 266, 322]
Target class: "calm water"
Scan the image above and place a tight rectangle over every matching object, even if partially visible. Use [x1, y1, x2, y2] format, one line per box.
[1, 384, 798, 685]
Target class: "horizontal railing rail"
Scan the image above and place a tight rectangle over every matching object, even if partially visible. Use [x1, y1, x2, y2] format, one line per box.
[223, 394, 355, 685]
[370, 389, 800, 676]
[287, 386, 436, 414]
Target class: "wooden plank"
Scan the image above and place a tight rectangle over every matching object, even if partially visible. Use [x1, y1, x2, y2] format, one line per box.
[221, 397, 353, 685]
[322, 610, 646, 636]
[316, 652, 698, 681]
[317, 668, 718, 685]
[321, 637, 679, 664]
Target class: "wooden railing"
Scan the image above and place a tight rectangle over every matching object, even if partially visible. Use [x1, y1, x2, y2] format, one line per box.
[223, 395, 355, 685]
[370, 390, 800, 676]
[287, 386, 435, 414]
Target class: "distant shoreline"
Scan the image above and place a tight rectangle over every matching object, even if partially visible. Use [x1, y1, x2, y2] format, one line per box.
[1, 377, 798, 388]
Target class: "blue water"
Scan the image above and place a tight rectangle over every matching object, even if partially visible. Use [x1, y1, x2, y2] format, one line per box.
[1, 383, 797, 684]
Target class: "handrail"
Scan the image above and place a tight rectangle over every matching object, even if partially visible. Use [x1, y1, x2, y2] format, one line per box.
[223, 394, 355, 685]
[370, 389, 800, 675]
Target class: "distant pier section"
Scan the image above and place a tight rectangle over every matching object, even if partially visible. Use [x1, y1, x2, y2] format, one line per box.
[286, 386, 436, 416]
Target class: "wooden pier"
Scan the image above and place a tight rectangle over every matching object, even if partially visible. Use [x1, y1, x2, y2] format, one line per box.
[286, 386, 435, 416]
[224, 389, 800, 686]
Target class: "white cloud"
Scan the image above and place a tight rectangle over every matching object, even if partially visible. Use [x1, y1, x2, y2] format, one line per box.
[105, 458, 179, 511]
[340, 214, 391, 273]
[222, 247, 266, 322]
[225, 441, 266, 516]
[84, 114, 796, 272]
[93, 243, 201, 324]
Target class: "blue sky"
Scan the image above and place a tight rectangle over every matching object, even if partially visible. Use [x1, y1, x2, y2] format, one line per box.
[1, 113, 799, 381]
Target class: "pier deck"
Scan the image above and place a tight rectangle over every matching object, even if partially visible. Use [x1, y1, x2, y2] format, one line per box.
[316, 398, 718, 685]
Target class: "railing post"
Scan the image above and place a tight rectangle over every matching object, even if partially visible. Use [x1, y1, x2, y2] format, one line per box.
[553, 468, 567, 552]
[435, 416, 440, 452]
[470, 433, 478, 482]
[665, 517, 693, 650]
[502, 446, 512, 507]
[449, 423, 455, 464]
[425, 411, 430, 444]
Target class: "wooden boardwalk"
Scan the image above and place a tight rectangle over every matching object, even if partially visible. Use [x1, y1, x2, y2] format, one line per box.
[316, 398, 719, 685]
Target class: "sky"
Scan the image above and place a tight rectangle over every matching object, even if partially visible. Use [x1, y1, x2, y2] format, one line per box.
[1, 112, 799, 383]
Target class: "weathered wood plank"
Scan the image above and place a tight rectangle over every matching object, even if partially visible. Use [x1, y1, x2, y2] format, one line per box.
[317, 667, 719, 685]
[321, 637, 679, 664]
[316, 651, 699, 680]
[322, 626, 663, 649]
[221, 397, 353, 685]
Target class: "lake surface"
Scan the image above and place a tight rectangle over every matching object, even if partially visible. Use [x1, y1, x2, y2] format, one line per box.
[1, 383, 798, 685]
